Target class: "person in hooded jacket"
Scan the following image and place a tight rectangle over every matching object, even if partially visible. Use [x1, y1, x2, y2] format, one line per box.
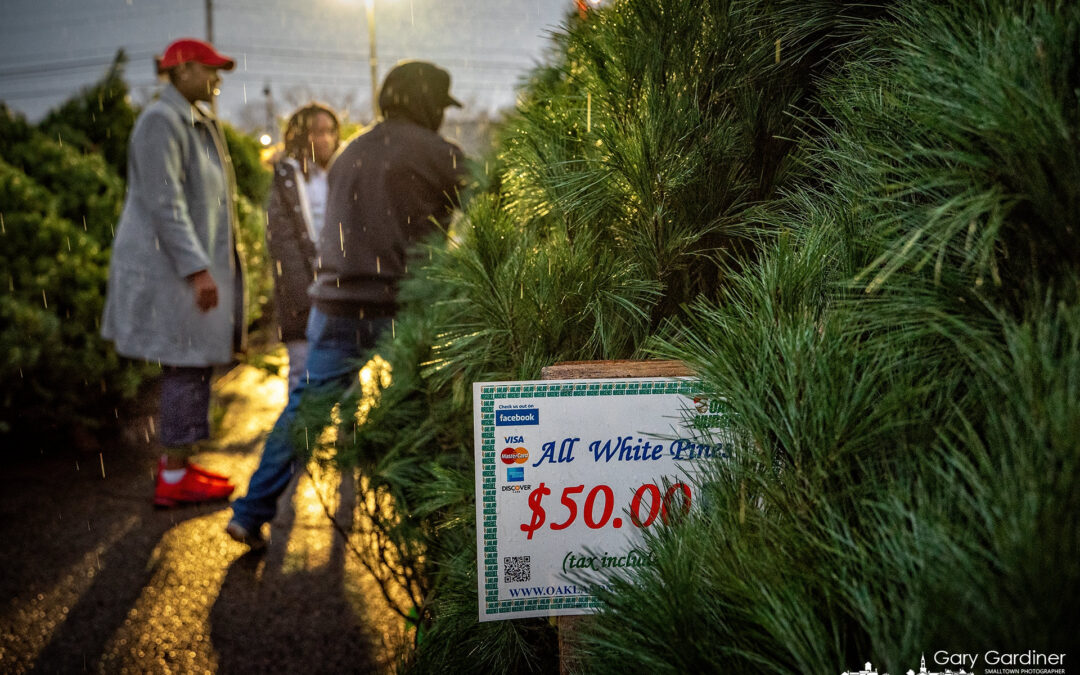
[227, 61, 467, 548]
[266, 103, 341, 391]
[101, 38, 244, 507]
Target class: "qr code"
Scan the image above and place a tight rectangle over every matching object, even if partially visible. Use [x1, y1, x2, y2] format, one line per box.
[504, 556, 531, 583]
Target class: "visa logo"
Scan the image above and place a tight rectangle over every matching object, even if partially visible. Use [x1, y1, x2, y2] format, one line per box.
[504, 435, 524, 443]
[495, 408, 539, 426]
[507, 467, 524, 482]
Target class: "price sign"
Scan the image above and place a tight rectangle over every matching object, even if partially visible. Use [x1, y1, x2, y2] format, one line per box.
[474, 377, 731, 621]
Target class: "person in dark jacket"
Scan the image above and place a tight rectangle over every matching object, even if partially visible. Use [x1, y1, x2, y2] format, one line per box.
[266, 103, 341, 391]
[227, 61, 467, 548]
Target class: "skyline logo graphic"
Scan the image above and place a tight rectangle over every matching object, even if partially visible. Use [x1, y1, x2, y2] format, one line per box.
[507, 467, 524, 482]
[495, 408, 539, 426]
[842, 654, 969, 675]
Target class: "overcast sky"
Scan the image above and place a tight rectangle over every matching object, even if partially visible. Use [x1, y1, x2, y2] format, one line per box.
[0, 0, 576, 127]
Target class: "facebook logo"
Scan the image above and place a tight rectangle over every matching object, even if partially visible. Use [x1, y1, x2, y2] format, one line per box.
[495, 408, 539, 426]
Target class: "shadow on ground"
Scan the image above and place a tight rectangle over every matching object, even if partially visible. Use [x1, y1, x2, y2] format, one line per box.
[210, 472, 381, 674]
[0, 357, 399, 674]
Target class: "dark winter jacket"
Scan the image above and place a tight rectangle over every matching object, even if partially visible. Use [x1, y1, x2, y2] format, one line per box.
[266, 159, 319, 341]
[310, 66, 466, 318]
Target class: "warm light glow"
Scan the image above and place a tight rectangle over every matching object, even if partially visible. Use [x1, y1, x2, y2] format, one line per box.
[259, 134, 272, 146]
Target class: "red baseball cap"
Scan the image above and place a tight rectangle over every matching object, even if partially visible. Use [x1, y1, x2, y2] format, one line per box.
[156, 38, 235, 72]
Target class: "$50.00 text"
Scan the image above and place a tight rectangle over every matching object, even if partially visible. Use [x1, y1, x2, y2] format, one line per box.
[520, 481, 693, 540]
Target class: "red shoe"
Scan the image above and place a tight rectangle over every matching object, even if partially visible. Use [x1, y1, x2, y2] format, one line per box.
[154, 469, 235, 508]
[157, 457, 231, 483]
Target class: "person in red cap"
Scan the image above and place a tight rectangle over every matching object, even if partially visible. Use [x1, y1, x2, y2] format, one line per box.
[101, 38, 245, 507]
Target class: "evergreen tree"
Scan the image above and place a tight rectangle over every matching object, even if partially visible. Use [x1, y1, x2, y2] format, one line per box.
[37, 50, 136, 178]
[300, 0, 1078, 671]
[0, 142, 149, 442]
[587, 0, 1080, 672]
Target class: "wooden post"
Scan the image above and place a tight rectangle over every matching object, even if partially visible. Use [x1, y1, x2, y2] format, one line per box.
[541, 359, 692, 675]
[541, 359, 692, 381]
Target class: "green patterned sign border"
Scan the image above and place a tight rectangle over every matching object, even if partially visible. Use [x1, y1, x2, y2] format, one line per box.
[479, 379, 699, 616]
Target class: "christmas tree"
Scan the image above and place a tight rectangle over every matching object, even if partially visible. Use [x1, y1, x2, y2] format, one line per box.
[321, 0, 1079, 671]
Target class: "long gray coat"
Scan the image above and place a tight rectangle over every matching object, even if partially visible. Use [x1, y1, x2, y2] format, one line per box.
[101, 84, 246, 367]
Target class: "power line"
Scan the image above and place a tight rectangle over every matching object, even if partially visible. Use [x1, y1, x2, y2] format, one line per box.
[0, 40, 167, 66]
[0, 0, 562, 111]
[217, 43, 536, 72]
[0, 44, 536, 83]
[0, 4, 198, 35]
[1, 3, 557, 64]
[0, 72, 519, 103]
[0, 51, 537, 96]
[0, 81, 157, 103]
[0, 52, 156, 80]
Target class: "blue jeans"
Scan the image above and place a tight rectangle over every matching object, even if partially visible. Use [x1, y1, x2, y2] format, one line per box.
[230, 308, 390, 532]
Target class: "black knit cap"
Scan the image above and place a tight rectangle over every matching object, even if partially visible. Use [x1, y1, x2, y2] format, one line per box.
[378, 61, 462, 130]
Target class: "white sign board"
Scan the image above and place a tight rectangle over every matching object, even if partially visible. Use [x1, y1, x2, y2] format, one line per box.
[474, 377, 730, 621]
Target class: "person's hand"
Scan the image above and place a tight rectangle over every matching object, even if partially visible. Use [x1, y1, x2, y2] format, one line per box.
[187, 269, 219, 312]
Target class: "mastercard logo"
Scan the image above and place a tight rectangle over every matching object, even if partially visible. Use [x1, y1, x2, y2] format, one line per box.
[500, 447, 529, 465]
